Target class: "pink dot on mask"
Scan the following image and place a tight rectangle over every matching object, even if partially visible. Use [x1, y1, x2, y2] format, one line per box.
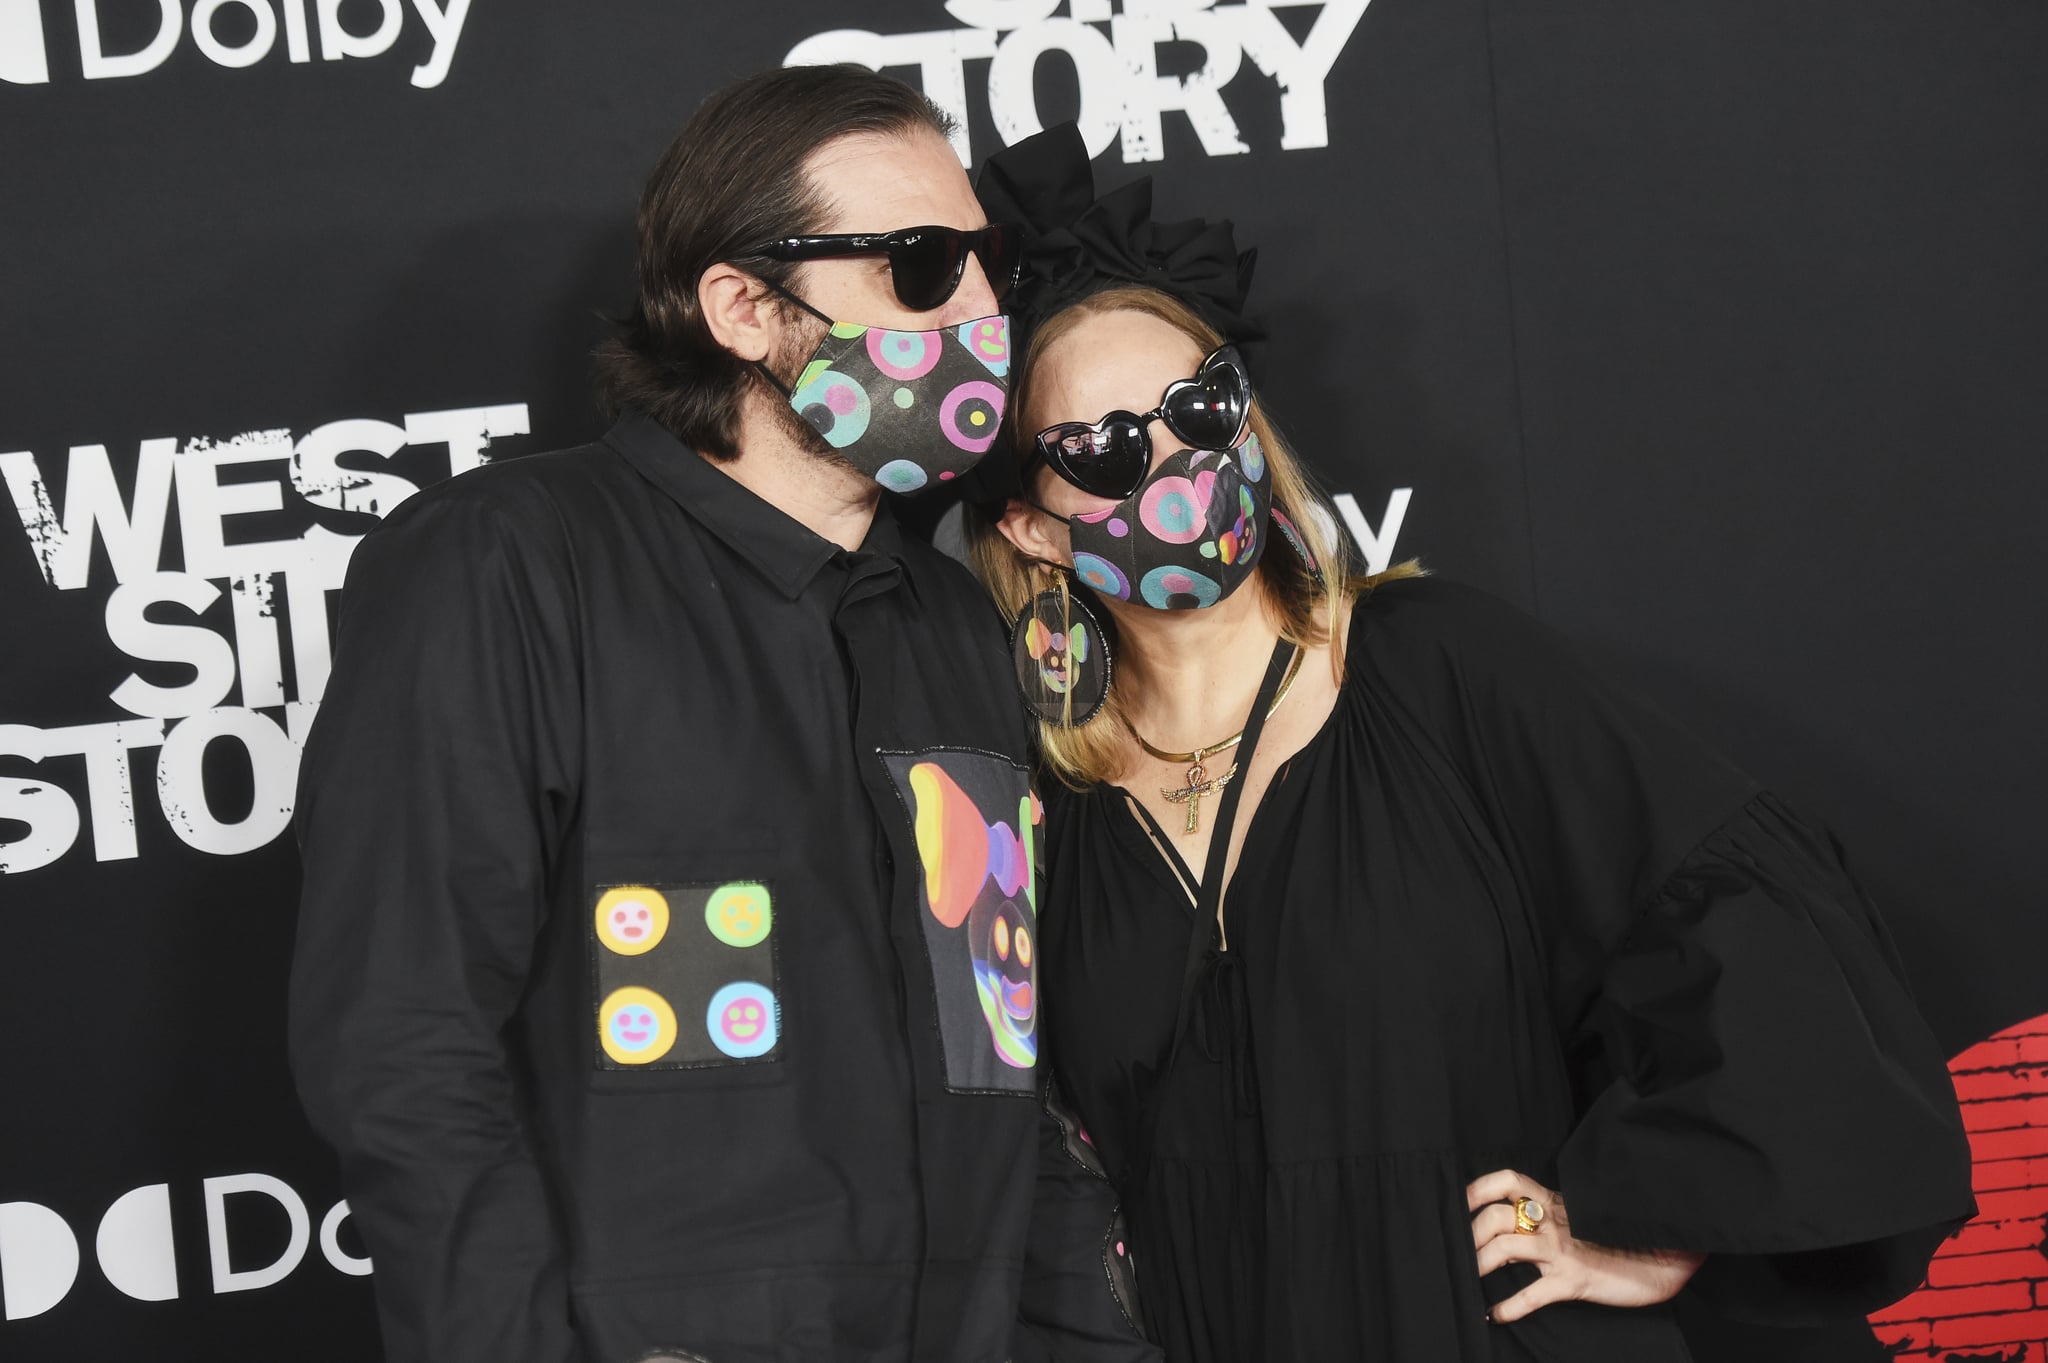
[827, 386, 859, 415]
[1106, 517, 1129, 537]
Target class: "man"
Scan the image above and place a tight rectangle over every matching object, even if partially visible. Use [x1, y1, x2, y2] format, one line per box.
[291, 66, 1155, 1363]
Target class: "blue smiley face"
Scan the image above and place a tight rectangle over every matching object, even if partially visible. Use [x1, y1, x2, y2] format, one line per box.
[706, 981, 779, 1059]
[598, 986, 676, 1065]
[609, 1006, 659, 1052]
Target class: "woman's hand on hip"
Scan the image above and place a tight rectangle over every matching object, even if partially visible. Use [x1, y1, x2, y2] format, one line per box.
[1465, 1169, 1705, 1323]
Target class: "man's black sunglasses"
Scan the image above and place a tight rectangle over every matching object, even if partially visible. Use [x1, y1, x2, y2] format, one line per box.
[1032, 344, 1253, 502]
[748, 223, 1023, 314]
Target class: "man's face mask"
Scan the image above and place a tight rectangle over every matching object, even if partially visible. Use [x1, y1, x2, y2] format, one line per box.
[1040, 431, 1273, 610]
[780, 313, 1011, 494]
[747, 223, 1021, 495]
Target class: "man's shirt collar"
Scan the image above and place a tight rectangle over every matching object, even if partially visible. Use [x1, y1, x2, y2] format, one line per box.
[605, 410, 916, 603]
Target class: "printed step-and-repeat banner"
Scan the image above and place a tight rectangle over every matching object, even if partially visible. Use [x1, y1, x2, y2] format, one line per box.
[2, 2, 2042, 1360]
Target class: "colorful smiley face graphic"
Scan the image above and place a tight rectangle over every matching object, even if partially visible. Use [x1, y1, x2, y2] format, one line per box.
[1024, 615, 1091, 695]
[968, 898, 1038, 1068]
[705, 882, 772, 948]
[989, 902, 1035, 1022]
[594, 887, 670, 956]
[706, 981, 779, 1060]
[599, 986, 678, 1064]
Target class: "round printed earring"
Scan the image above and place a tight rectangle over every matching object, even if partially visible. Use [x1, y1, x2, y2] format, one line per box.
[1270, 504, 1324, 585]
[1009, 564, 1112, 727]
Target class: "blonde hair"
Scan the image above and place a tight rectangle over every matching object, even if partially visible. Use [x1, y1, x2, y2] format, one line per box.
[966, 285, 1422, 788]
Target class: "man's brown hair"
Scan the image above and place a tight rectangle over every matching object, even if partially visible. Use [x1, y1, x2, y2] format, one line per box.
[594, 65, 955, 459]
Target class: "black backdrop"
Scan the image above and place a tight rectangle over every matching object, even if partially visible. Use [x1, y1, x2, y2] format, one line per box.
[3, 2, 2043, 1360]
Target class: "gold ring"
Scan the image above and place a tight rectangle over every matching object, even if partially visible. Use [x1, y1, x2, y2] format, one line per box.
[1513, 1196, 1546, 1235]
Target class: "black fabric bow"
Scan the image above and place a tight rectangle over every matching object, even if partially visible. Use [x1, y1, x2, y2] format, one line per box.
[976, 122, 1262, 359]
[954, 123, 1261, 507]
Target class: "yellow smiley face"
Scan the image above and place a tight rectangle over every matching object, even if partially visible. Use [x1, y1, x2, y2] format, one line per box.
[599, 986, 677, 1065]
[595, 887, 670, 956]
[705, 882, 772, 948]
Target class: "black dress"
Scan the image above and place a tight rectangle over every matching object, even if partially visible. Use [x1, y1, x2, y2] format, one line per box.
[1037, 576, 1974, 1363]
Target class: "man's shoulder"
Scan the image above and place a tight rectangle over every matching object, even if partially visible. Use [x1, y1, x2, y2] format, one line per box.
[398, 434, 626, 521]
[369, 433, 644, 558]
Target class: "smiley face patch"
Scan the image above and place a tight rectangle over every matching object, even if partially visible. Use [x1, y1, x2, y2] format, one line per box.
[599, 985, 679, 1063]
[704, 883, 771, 948]
[705, 981, 779, 1058]
[589, 880, 783, 1070]
[595, 887, 670, 955]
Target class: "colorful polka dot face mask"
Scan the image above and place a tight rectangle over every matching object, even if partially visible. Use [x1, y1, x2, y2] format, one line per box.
[761, 303, 1012, 495]
[1050, 431, 1271, 610]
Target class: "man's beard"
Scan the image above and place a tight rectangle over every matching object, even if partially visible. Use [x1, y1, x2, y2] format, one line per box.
[760, 318, 862, 476]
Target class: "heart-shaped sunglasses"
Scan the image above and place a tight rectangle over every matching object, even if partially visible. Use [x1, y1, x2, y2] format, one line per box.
[1031, 344, 1252, 501]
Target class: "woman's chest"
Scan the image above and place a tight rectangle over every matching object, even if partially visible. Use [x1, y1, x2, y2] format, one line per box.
[1041, 729, 1561, 1158]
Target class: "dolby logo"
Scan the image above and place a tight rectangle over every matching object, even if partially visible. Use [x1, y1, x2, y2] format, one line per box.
[0, 1176, 369, 1322]
[0, 0, 470, 88]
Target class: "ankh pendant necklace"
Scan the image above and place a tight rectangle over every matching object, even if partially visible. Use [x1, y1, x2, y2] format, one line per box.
[1126, 642, 1306, 834]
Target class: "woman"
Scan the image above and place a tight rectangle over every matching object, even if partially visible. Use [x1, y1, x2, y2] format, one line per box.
[966, 126, 1974, 1363]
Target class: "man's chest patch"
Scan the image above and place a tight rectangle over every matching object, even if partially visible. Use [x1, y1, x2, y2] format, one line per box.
[588, 880, 783, 1069]
[881, 749, 1042, 1094]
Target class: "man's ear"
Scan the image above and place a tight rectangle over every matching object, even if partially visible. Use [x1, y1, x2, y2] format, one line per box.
[996, 497, 1062, 564]
[699, 263, 779, 363]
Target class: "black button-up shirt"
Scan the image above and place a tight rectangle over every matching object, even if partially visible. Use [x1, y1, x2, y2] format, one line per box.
[291, 413, 1155, 1363]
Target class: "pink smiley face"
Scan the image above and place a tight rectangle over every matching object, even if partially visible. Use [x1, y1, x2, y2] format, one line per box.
[722, 1001, 763, 1042]
[595, 888, 669, 955]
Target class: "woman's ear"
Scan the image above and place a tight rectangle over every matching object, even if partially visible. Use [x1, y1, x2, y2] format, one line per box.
[699, 264, 778, 363]
[996, 497, 1062, 564]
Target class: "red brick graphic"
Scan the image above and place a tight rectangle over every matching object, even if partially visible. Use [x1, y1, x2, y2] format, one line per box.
[1870, 1014, 2048, 1362]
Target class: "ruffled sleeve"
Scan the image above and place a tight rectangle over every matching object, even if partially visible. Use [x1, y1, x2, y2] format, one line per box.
[1559, 791, 1973, 1323]
[1353, 577, 1975, 1325]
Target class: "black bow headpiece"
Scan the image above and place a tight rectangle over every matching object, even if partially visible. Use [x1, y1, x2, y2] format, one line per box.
[977, 121, 1262, 362]
[952, 123, 1261, 506]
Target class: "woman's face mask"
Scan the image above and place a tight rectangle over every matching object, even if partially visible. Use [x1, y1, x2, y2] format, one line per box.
[1043, 430, 1272, 610]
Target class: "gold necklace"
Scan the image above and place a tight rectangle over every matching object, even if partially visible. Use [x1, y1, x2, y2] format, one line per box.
[1125, 643, 1305, 835]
